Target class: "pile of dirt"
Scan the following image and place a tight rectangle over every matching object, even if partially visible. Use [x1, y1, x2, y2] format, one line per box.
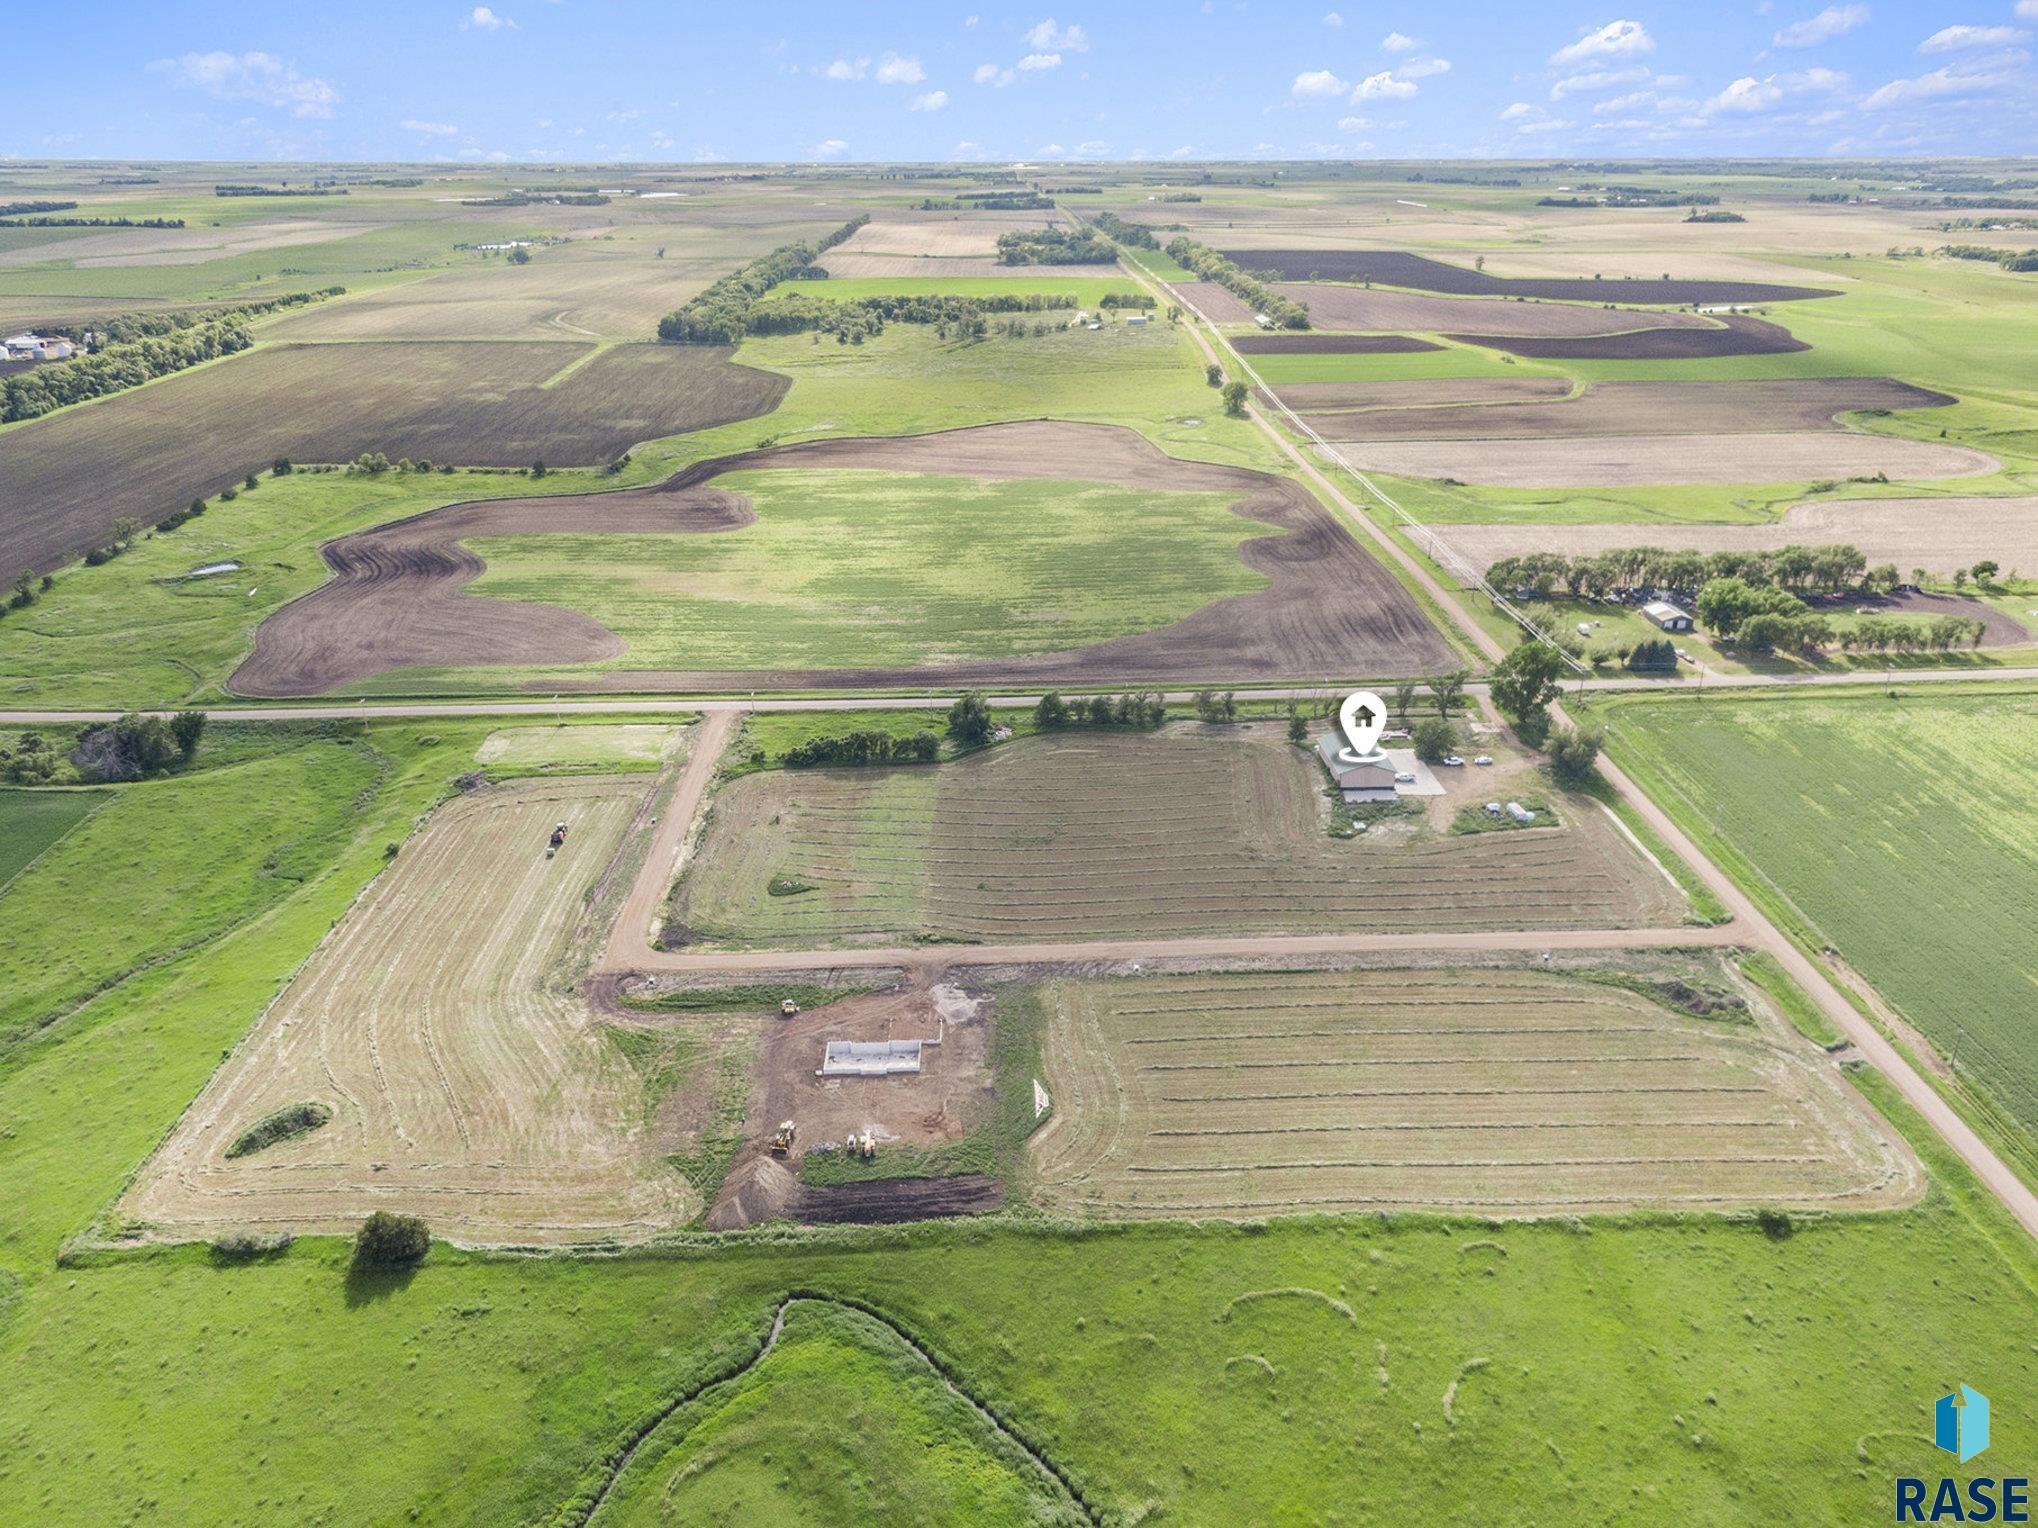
[706, 1154, 800, 1231]
[790, 1175, 1004, 1224]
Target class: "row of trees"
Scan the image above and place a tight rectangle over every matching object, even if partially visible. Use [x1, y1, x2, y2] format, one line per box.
[0, 215, 184, 229]
[1, 711, 208, 785]
[1091, 211, 1160, 249]
[994, 227, 1116, 265]
[1, 289, 344, 425]
[1164, 237, 1311, 329]
[656, 215, 871, 343]
[781, 729, 940, 768]
[1035, 691, 1170, 730]
[745, 289, 1080, 344]
[1487, 543, 1895, 601]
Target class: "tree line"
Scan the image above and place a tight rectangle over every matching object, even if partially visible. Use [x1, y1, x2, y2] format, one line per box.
[994, 227, 1116, 265]
[0, 200, 77, 216]
[214, 184, 348, 197]
[1, 711, 205, 785]
[1697, 579, 1984, 654]
[1034, 691, 1169, 729]
[1091, 211, 1159, 249]
[1, 289, 343, 425]
[655, 215, 871, 344]
[745, 289, 1081, 345]
[1164, 237, 1310, 329]
[1488, 543, 1896, 600]
[781, 729, 940, 768]
[0, 215, 184, 229]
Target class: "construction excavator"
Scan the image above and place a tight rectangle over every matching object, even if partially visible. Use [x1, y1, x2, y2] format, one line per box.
[769, 1120, 797, 1156]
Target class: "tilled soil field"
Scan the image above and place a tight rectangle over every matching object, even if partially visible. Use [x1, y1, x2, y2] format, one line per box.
[1232, 333, 1441, 355]
[1331, 431, 1999, 487]
[1308, 378, 1953, 442]
[125, 776, 694, 1245]
[1449, 314, 1809, 359]
[668, 726, 1687, 949]
[233, 420, 1451, 696]
[1444, 504, 2038, 583]
[1186, 281, 1718, 336]
[1215, 248, 1837, 305]
[1029, 967, 1919, 1218]
[0, 339, 788, 580]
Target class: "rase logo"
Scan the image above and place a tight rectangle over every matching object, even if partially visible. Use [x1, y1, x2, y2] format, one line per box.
[1897, 1385, 2028, 1523]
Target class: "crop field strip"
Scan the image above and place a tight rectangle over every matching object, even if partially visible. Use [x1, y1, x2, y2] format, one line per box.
[0, 338, 788, 579]
[1184, 280, 1720, 337]
[1212, 248, 1839, 305]
[672, 729, 1687, 948]
[1326, 431, 1997, 488]
[126, 775, 694, 1244]
[1031, 968, 1918, 1218]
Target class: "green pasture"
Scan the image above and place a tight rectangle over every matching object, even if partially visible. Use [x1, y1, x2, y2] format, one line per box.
[1592, 684, 2038, 1143]
[0, 786, 102, 887]
[467, 469, 1263, 675]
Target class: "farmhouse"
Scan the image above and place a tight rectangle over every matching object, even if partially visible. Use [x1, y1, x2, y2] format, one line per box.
[1314, 733, 1399, 803]
[2, 332, 75, 361]
[820, 1038, 924, 1077]
[1643, 599, 1694, 632]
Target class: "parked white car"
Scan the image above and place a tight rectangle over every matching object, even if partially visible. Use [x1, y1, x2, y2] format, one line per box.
[1472, 754, 1493, 766]
[1442, 755, 1465, 767]
[1394, 770, 1416, 783]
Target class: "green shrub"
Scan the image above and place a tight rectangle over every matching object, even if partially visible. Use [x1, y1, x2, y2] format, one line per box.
[353, 1211, 430, 1268]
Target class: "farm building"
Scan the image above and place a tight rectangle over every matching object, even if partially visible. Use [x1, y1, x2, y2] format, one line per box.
[1313, 733, 1399, 804]
[820, 1039, 924, 1077]
[2, 333, 74, 361]
[1643, 599, 1694, 632]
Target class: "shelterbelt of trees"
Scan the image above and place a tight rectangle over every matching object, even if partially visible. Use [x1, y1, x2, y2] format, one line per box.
[655, 216, 872, 343]
[1166, 236, 1311, 329]
[0, 289, 343, 424]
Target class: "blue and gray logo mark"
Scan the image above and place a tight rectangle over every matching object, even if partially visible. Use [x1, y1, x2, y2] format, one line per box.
[1937, 1385, 1991, 1465]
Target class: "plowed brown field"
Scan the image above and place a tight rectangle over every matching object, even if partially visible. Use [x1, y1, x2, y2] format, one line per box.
[1330, 432, 1998, 486]
[1030, 966, 1920, 1218]
[125, 776, 694, 1245]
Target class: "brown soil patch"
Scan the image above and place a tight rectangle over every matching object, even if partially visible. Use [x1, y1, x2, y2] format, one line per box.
[232, 420, 1452, 696]
[1310, 378, 1954, 442]
[1188, 282, 1718, 337]
[1333, 432, 1998, 487]
[1448, 505, 2038, 586]
[1216, 248, 1838, 305]
[818, 255, 1107, 280]
[123, 776, 694, 1245]
[1449, 314, 1808, 359]
[1232, 333, 1440, 355]
[0, 339, 788, 580]
[1273, 378, 1571, 412]
[790, 1176, 1004, 1223]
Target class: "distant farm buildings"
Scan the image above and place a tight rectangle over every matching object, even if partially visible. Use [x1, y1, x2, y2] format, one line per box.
[1642, 599, 1694, 632]
[2, 332, 75, 361]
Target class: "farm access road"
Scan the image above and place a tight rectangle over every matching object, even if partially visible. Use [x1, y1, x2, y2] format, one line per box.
[7, 661, 2038, 729]
[1123, 244, 2038, 1243]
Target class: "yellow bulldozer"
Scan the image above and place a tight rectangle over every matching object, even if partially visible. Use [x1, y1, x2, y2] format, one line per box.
[769, 1120, 797, 1156]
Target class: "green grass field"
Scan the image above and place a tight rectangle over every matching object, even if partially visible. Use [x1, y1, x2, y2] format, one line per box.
[467, 469, 1263, 674]
[1593, 685, 2038, 1139]
[0, 787, 102, 888]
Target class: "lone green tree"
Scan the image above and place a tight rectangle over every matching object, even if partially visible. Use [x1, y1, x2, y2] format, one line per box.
[1546, 723, 1605, 784]
[1221, 379, 1250, 417]
[353, 1211, 429, 1269]
[947, 690, 993, 745]
[1426, 668, 1468, 716]
[1034, 691, 1070, 729]
[1412, 717, 1452, 764]
[1287, 710, 1309, 746]
[1489, 640, 1565, 741]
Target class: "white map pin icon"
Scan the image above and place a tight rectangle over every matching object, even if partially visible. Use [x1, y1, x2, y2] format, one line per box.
[1338, 690, 1387, 760]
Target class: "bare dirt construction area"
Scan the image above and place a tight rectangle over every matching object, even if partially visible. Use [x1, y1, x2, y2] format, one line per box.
[1449, 314, 1809, 360]
[1215, 248, 1837, 305]
[1336, 432, 1998, 487]
[232, 420, 1451, 696]
[699, 981, 1000, 1230]
[669, 724, 1687, 950]
[0, 339, 788, 579]
[1232, 333, 1441, 355]
[1187, 281, 1718, 337]
[1445, 498, 2038, 581]
[1029, 964, 1920, 1218]
[124, 775, 694, 1245]
[1309, 379, 1953, 442]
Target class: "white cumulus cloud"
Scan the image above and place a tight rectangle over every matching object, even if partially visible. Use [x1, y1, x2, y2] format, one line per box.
[1920, 24, 2025, 52]
[1398, 56, 1451, 78]
[1864, 57, 2024, 107]
[1552, 65, 1651, 98]
[1353, 70, 1419, 100]
[1381, 31, 1416, 51]
[465, 5, 515, 30]
[1550, 19, 1654, 66]
[874, 53, 925, 84]
[1291, 69, 1350, 97]
[1024, 19, 1089, 52]
[973, 62, 1014, 86]
[401, 118, 459, 136]
[1017, 51, 1062, 70]
[1771, 4, 1869, 48]
[824, 57, 869, 80]
[910, 89, 949, 111]
[1322, 10, 1344, 26]
[1706, 66, 1848, 113]
[1499, 101, 1537, 119]
[149, 50, 339, 118]
[812, 137, 849, 157]
[1336, 114, 1371, 130]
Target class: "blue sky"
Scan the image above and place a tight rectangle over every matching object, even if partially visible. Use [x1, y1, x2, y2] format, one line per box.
[5, 3, 2034, 163]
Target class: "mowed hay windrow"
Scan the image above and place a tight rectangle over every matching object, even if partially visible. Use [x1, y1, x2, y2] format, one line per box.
[1030, 968, 1919, 1218]
[126, 776, 694, 1244]
[671, 727, 1686, 948]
